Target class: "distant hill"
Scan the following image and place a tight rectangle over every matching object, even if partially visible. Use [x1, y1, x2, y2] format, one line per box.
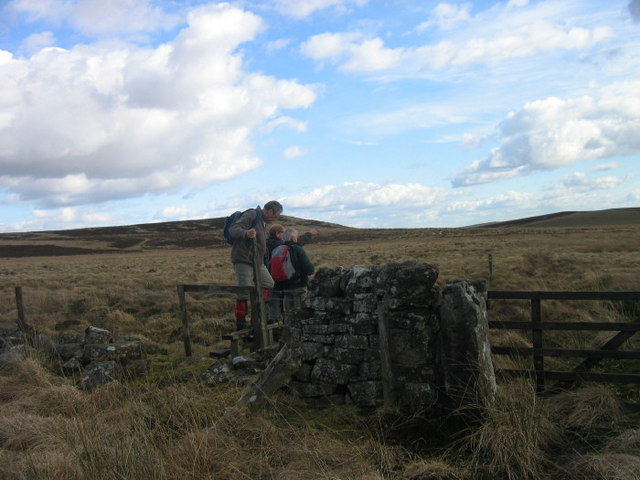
[0, 207, 638, 257]
[470, 207, 640, 228]
[0, 215, 351, 257]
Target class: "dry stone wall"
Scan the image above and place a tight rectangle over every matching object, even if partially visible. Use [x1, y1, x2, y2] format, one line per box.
[286, 261, 496, 412]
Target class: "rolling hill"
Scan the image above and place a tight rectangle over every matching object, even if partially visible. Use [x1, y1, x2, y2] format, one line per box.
[0, 207, 638, 257]
[473, 207, 640, 228]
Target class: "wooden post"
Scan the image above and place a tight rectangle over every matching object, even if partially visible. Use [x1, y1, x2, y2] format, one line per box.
[377, 303, 396, 408]
[251, 238, 269, 350]
[177, 285, 192, 357]
[488, 254, 493, 281]
[531, 297, 544, 392]
[15, 287, 34, 342]
[238, 342, 302, 406]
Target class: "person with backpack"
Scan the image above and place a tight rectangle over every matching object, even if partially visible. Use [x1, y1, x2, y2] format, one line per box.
[227, 200, 283, 330]
[265, 223, 319, 265]
[265, 224, 318, 324]
[269, 227, 314, 328]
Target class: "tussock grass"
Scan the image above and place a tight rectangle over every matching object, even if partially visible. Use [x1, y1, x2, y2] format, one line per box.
[564, 453, 640, 480]
[548, 385, 627, 440]
[605, 428, 640, 454]
[0, 360, 392, 479]
[400, 459, 469, 479]
[455, 380, 564, 479]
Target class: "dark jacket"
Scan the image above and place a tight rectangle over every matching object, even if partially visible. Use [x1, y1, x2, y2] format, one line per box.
[273, 240, 314, 290]
[265, 231, 315, 265]
[229, 207, 265, 265]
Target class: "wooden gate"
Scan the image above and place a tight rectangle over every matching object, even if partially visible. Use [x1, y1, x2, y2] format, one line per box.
[487, 290, 640, 392]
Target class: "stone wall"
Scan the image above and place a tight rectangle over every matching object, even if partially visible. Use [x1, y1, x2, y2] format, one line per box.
[286, 261, 496, 411]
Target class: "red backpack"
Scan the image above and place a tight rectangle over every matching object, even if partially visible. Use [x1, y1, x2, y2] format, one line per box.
[269, 245, 296, 281]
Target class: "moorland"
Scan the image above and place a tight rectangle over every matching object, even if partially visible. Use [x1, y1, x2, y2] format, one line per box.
[0, 207, 639, 479]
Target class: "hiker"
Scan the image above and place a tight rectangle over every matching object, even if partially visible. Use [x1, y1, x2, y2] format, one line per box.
[270, 227, 314, 328]
[265, 224, 319, 263]
[228, 200, 283, 329]
[265, 224, 318, 323]
[266, 223, 285, 260]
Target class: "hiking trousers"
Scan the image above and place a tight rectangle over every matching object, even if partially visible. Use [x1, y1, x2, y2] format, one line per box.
[233, 262, 274, 300]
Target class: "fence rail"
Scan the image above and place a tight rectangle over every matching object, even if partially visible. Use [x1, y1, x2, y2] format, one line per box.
[487, 290, 640, 392]
[177, 284, 272, 357]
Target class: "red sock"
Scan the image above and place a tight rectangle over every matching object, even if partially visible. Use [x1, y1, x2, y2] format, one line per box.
[234, 300, 247, 321]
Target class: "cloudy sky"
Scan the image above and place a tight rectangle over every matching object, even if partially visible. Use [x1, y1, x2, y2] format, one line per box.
[0, 0, 639, 232]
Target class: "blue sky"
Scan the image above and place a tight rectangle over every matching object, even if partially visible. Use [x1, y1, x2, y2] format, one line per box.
[0, 0, 639, 232]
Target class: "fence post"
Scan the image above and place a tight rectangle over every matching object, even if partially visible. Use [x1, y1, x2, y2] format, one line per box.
[14, 286, 34, 343]
[531, 297, 545, 392]
[251, 239, 269, 350]
[177, 285, 192, 357]
[488, 254, 493, 281]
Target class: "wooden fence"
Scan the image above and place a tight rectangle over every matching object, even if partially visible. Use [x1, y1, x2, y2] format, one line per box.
[487, 290, 640, 392]
[177, 284, 277, 357]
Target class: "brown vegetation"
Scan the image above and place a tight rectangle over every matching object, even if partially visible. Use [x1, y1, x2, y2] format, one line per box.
[0, 208, 639, 479]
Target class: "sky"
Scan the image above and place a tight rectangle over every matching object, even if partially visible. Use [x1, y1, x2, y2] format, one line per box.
[0, 0, 639, 232]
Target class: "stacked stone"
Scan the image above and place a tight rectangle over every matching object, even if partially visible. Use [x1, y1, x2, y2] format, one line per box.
[289, 261, 441, 408]
[55, 326, 166, 390]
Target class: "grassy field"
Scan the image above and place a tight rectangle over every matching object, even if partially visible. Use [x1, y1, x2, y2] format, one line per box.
[1, 210, 639, 479]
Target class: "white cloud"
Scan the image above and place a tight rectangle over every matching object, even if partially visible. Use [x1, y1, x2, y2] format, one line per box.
[261, 116, 308, 133]
[0, 4, 316, 208]
[265, 38, 292, 54]
[271, 0, 368, 20]
[20, 31, 56, 56]
[283, 182, 449, 228]
[353, 101, 471, 136]
[415, 3, 471, 33]
[285, 181, 447, 209]
[72, 0, 180, 37]
[8, 0, 180, 38]
[589, 162, 619, 172]
[345, 139, 377, 146]
[301, 33, 403, 73]
[7, 0, 73, 23]
[446, 190, 536, 213]
[301, 2, 613, 75]
[561, 172, 625, 191]
[413, 23, 612, 69]
[443, 180, 633, 225]
[283, 146, 306, 158]
[5, 206, 121, 231]
[452, 80, 640, 186]
[156, 205, 198, 221]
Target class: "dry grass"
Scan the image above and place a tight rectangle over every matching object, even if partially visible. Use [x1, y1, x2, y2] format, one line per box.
[1, 222, 639, 478]
[456, 380, 564, 479]
[547, 385, 627, 438]
[564, 453, 640, 480]
[399, 459, 468, 479]
[0, 359, 395, 479]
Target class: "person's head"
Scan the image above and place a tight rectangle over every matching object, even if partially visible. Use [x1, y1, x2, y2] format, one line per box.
[269, 224, 284, 239]
[283, 227, 298, 243]
[263, 200, 283, 223]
